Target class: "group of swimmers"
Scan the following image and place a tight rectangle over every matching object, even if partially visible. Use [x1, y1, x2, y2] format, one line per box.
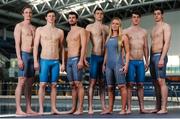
[14, 5, 171, 116]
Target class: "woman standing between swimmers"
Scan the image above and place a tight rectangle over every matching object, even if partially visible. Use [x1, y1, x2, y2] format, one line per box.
[102, 17, 129, 114]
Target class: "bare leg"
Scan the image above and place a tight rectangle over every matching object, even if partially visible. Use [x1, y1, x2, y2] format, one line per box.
[98, 79, 107, 113]
[15, 77, 27, 115]
[157, 78, 168, 114]
[119, 85, 127, 115]
[51, 84, 61, 114]
[38, 83, 46, 115]
[58, 83, 78, 115]
[137, 84, 150, 113]
[74, 81, 84, 115]
[25, 78, 37, 114]
[101, 86, 114, 114]
[88, 79, 96, 114]
[126, 84, 132, 114]
[151, 79, 161, 113]
[70, 84, 78, 113]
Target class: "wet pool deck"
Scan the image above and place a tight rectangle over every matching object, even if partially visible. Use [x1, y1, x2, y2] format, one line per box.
[1, 107, 180, 118]
[0, 96, 180, 118]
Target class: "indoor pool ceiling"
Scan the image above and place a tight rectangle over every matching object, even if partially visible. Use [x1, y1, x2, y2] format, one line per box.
[0, 0, 180, 31]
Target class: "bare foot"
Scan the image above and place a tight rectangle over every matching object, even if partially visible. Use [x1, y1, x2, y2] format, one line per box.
[26, 109, 38, 115]
[140, 109, 152, 114]
[126, 110, 132, 114]
[100, 110, 112, 115]
[149, 109, 159, 113]
[38, 111, 44, 115]
[51, 109, 61, 115]
[119, 110, 126, 115]
[16, 110, 27, 117]
[58, 110, 74, 115]
[88, 109, 94, 115]
[102, 107, 107, 112]
[73, 110, 83, 115]
[157, 109, 168, 114]
[61, 109, 76, 114]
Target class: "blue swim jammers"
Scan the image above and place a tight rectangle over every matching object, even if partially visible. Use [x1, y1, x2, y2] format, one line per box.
[149, 53, 168, 80]
[39, 59, 60, 84]
[18, 51, 34, 78]
[66, 56, 83, 82]
[127, 60, 145, 84]
[90, 54, 104, 80]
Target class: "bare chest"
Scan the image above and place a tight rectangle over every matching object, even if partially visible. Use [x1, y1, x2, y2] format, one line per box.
[41, 29, 60, 42]
[66, 31, 80, 44]
[128, 32, 144, 45]
[21, 26, 33, 36]
[90, 27, 104, 36]
[152, 27, 164, 38]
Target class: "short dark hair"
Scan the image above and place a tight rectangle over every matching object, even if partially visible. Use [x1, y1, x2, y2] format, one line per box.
[94, 7, 103, 14]
[153, 7, 164, 14]
[131, 10, 141, 17]
[46, 10, 57, 17]
[68, 11, 78, 19]
[22, 5, 32, 14]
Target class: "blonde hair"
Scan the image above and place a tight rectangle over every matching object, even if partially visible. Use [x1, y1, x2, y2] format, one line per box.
[107, 17, 123, 49]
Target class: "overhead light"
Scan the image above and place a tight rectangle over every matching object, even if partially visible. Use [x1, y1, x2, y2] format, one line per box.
[27, 0, 52, 6]
[58, 0, 106, 14]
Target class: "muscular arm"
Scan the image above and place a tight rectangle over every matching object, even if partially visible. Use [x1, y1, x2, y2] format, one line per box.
[103, 25, 109, 51]
[59, 30, 66, 72]
[104, 25, 109, 39]
[84, 28, 91, 66]
[85, 26, 91, 44]
[143, 31, 149, 65]
[60, 30, 65, 65]
[103, 49, 107, 65]
[32, 26, 36, 40]
[14, 24, 22, 60]
[79, 29, 87, 64]
[160, 24, 171, 61]
[84, 28, 91, 57]
[33, 27, 41, 68]
[102, 48, 107, 72]
[122, 30, 127, 64]
[122, 34, 130, 73]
